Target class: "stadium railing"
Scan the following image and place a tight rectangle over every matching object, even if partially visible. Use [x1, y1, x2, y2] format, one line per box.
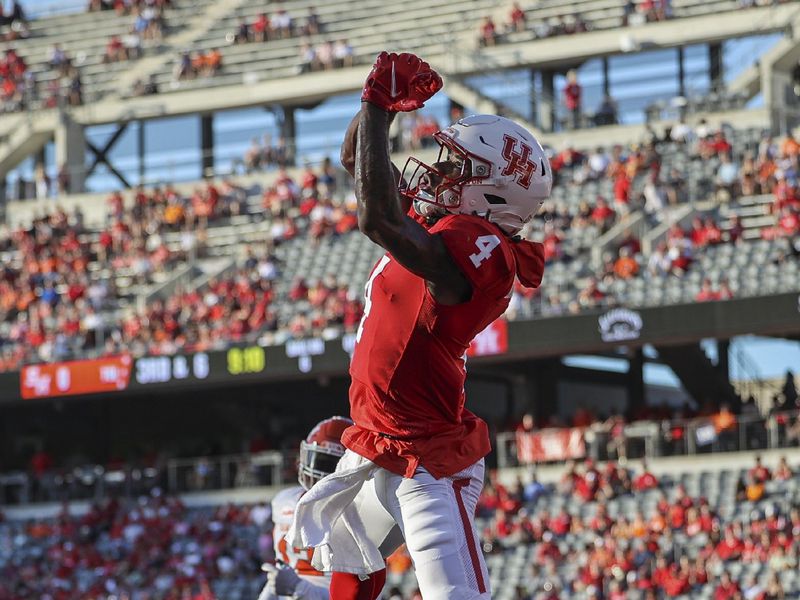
[0, 450, 284, 506]
[496, 409, 800, 468]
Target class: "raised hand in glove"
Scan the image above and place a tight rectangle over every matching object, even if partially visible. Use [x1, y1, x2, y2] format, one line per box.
[361, 52, 443, 112]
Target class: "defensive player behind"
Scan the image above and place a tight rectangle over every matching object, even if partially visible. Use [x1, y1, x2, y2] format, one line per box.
[288, 52, 551, 600]
[258, 416, 352, 600]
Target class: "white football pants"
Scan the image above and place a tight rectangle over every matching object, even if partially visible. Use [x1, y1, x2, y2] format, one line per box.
[356, 454, 491, 600]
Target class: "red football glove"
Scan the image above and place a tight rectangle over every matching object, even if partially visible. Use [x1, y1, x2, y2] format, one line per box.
[361, 52, 443, 112]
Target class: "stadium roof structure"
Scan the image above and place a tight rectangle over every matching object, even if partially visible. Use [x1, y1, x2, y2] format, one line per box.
[0, 1, 799, 189]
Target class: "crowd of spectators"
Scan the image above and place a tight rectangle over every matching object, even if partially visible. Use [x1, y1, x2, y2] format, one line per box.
[2, 0, 175, 113]
[2, 452, 797, 600]
[477, 0, 681, 48]
[477, 6, 590, 47]
[0, 179, 249, 371]
[510, 377, 800, 464]
[230, 6, 321, 44]
[2, 121, 797, 370]
[512, 122, 800, 317]
[102, 0, 166, 66]
[0, 156, 367, 370]
[477, 454, 800, 599]
[172, 48, 223, 82]
[0, 493, 268, 600]
[297, 38, 355, 73]
[236, 135, 291, 173]
[88, 0, 172, 15]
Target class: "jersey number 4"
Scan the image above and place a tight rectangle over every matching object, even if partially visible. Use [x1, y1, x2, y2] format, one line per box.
[469, 235, 501, 268]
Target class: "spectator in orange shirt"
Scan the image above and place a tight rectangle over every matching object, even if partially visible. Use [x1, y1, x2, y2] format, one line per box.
[204, 48, 222, 76]
[780, 131, 799, 158]
[613, 247, 639, 279]
[745, 475, 765, 502]
[712, 403, 737, 433]
[712, 403, 738, 451]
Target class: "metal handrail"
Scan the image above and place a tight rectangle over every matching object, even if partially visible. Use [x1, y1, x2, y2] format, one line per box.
[0, 450, 285, 507]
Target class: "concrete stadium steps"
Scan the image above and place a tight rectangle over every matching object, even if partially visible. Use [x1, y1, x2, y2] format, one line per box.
[512, 0, 743, 33]
[2, 0, 217, 103]
[145, 0, 498, 94]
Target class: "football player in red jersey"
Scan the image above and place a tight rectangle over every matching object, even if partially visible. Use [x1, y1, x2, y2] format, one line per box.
[288, 52, 551, 600]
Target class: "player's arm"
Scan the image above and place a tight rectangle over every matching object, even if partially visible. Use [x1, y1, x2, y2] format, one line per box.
[341, 111, 409, 212]
[356, 102, 470, 305]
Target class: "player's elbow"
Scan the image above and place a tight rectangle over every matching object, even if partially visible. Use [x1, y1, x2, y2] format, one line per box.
[357, 212, 379, 239]
[340, 148, 355, 177]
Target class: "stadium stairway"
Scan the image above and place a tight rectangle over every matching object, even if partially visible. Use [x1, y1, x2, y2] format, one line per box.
[110, 0, 255, 100]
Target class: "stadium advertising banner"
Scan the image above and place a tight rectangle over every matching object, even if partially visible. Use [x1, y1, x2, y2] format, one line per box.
[515, 428, 586, 463]
[4, 292, 800, 402]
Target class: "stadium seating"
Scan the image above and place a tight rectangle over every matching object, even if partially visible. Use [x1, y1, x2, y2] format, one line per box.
[474, 456, 800, 600]
[3, 118, 799, 370]
[0, 1, 217, 110]
[1, 454, 797, 600]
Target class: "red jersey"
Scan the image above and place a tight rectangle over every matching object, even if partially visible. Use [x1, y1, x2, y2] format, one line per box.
[343, 214, 543, 479]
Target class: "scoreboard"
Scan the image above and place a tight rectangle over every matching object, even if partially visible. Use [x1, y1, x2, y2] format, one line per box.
[2, 291, 799, 403]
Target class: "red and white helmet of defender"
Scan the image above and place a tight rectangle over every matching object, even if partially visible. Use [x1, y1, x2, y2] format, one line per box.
[298, 416, 353, 490]
[401, 114, 553, 236]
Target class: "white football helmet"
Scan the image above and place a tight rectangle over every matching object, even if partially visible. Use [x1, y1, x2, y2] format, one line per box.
[401, 114, 552, 235]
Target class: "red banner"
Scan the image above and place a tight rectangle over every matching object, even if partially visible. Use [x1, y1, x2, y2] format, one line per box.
[467, 319, 508, 357]
[21, 355, 132, 400]
[516, 428, 586, 463]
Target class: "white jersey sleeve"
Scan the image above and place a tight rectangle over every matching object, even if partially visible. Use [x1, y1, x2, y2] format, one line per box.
[270, 485, 331, 593]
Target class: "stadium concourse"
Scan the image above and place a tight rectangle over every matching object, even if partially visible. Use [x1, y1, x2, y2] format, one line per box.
[1, 450, 800, 599]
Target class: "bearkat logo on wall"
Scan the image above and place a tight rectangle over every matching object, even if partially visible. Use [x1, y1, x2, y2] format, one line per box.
[598, 308, 643, 343]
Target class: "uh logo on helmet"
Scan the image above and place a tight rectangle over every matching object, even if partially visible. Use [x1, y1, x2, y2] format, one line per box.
[400, 114, 553, 236]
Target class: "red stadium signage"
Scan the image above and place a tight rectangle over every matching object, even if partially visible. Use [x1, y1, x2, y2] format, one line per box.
[20, 356, 132, 400]
[515, 428, 586, 463]
[467, 319, 508, 357]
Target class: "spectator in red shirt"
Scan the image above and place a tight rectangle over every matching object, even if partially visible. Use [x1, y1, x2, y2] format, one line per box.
[549, 508, 572, 537]
[591, 196, 616, 229]
[507, 2, 526, 32]
[479, 16, 496, 47]
[715, 527, 744, 561]
[663, 562, 691, 596]
[696, 278, 720, 302]
[633, 460, 659, 491]
[778, 206, 799, 236]
[748, 455, 772, 484]
[564, 70, 582, 129]
[703, 217, 723, 245]
[714, 571, 741, 600]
